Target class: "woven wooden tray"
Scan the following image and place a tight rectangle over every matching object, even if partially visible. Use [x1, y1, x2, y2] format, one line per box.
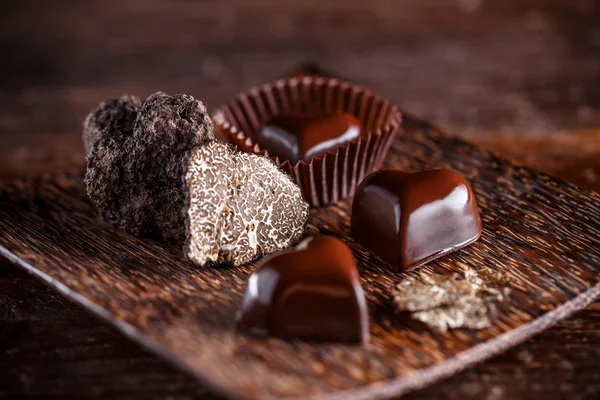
[1, 71, 599, 399]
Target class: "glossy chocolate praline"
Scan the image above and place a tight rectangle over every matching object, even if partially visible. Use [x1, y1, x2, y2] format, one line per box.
[237, 236, 369, 343]
[257, 112, 365, 164]
[351, 169, 482, 272]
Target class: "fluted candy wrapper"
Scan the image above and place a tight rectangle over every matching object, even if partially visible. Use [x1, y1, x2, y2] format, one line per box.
[213, 77, 401, 207]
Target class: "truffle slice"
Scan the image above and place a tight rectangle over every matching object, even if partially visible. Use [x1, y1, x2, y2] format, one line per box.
[237, 236, 369, 343]
[351, 169, 482, 272]
[184, 140, 309, 266]
[85, 92, 214, 239]
[82, 95, 141, 154]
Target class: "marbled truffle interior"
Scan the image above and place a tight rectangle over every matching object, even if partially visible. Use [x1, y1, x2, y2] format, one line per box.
[84, 92, 309, 267]
[184, 141, 309, 267]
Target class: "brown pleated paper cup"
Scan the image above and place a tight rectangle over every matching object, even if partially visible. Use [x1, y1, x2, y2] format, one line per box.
[212, 77, 401, 207]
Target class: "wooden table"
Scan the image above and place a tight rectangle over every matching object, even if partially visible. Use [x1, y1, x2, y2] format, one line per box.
[1, 1, 599, 398]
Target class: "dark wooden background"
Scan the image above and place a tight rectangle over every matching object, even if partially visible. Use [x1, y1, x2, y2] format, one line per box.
[1, 1, 599, 399]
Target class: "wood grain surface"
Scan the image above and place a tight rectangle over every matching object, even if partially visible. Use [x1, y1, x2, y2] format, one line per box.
[3, 263, 600, 400]
[2, 1, 600, 399]
[1, 111, 600, 399]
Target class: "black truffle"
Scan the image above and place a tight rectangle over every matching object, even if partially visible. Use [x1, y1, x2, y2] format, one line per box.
[85, 92, 214, 239]
[183, 141, 309, 266]
[82, 95, 141, 154]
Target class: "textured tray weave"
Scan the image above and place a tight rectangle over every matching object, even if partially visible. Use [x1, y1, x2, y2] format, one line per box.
[1, 105, 599, 399]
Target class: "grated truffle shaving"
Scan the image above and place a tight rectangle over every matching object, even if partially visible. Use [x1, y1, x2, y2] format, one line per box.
[393, 265, 510, 332]
[184, 141, 309, 266]
[85, 92, 214, 239]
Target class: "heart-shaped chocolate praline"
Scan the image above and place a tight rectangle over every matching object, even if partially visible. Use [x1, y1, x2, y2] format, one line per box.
[351, 169, 482, 272]
[237, 236, 369, 343]
[257, 112, 365, 164]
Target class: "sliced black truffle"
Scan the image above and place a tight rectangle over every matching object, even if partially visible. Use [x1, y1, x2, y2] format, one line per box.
[184, 141, 309, 266]
[82, 95, 141, 154]
[85, 92, 214, 239]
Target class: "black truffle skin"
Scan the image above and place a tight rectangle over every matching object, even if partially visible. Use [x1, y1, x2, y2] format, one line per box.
[85, 92, 214, 239]
[82, 95, 141, 154]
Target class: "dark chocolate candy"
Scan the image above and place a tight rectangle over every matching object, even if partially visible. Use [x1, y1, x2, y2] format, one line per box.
[351, 169, 482, 272]
[257, 113, 365, 164]
[237, 236, 369, 343]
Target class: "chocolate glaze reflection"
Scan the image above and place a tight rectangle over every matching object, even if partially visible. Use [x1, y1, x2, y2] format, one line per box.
[237, 236, 369, 343]
[351, 169, 482, 272]
[257, 113, 365, 164]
